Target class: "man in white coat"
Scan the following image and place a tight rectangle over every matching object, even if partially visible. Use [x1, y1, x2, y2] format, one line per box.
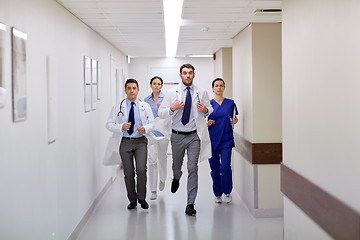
[106, 79, 154, 210]
[158, 63, 213, 216]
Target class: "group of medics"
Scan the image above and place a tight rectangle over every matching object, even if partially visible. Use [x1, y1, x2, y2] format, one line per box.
[105, 63, 238, 216]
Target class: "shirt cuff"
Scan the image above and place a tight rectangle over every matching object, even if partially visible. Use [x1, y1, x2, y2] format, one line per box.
[204, 109, 209, 117]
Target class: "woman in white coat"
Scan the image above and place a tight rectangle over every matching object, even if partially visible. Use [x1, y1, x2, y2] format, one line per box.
[144, 76, 170, 200]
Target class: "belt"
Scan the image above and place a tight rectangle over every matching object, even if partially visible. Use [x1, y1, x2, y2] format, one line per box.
[122, 136, 146, 140]
[172, 129, 197, 135]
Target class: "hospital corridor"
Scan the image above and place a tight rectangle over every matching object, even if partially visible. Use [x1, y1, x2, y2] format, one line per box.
[1, 0, 360, 240]
[76, 157, 283, 240]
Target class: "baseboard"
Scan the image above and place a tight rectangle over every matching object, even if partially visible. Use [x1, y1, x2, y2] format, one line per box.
[67, 178, 113, 240]
[252, 208, 283, 218]
[234, 183, 283, 218]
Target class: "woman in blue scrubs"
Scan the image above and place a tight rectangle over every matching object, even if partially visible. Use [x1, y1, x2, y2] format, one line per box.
[207, 78, 238, 203]
[144, 76, 170, 200]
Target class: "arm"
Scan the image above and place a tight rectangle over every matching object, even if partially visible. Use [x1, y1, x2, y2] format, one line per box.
[158, 89, 178, 119]
[105, 104, 126, 133]
[199, 89, 213, 117]
[207, 119, 215, 127]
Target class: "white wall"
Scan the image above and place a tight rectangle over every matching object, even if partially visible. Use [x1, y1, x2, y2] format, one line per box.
[232, 24, 254, 210]
[214, 50, 223, 83]
[283, 0, 360, 238]
[252, 23, 282, 143]
[232, 23, 282, 217]
[283, 198, 332, 240]
[0, 0, 127, 239]
[128, 57, 214, 100]
[214, 48, 233, 98]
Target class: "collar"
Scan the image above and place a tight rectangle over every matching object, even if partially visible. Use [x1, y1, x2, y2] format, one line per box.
[145, 91, 165, 101]
[126, 98, 138, 106]
[181, 82, 194, 91]
[151, 91, 165, 99]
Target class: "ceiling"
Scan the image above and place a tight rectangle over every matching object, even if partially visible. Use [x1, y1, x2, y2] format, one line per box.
[55, 0, 282, 58]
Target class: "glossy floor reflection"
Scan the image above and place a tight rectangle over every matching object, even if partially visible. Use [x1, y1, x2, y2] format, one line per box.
[77, 157, 283, 240]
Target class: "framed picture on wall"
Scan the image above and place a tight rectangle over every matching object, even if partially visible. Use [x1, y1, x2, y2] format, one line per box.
[46, 56, 58, 144]
[97, 61, 101, 100]
[91, 58, 97, 110]
[11, 27, 27, 122]
[0, 23, 6, 109]
[84, 56, 91, 112]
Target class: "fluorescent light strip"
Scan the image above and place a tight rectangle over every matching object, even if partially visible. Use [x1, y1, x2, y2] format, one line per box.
[189, 55, 213, 58]
[12, 28, 27, 40]
[0, 23, 6, 31]
[163, 0, 184, 58]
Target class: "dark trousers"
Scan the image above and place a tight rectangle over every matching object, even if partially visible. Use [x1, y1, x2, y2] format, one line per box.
[119, 136, 148, 202]
[208, 147, 233, 196]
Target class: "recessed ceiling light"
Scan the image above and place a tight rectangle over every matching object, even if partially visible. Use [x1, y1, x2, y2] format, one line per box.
[189, 55, 212, 58]
[0, 23, 6, 31]
[201, 27, 209, 32]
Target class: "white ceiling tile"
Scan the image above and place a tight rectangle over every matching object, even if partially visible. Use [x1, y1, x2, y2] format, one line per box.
[55, 0, 281, 57]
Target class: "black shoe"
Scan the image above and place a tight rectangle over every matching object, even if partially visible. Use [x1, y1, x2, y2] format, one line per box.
[185, 204, 197, 216]
[138, 199, 149, 209]
[127, 201, 137, 210]
[171, 178, 180, 193]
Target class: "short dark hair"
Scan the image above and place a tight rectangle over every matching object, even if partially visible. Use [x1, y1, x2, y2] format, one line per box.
[212, 78, 225, 88]
[150, 76, 163, 85]
[125, 78, 139, 89]
[180, 63, 195, 74]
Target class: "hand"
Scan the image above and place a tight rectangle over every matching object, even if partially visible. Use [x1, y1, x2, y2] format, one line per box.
[233, 116, 238, 124]
[197, 102, 208, 113]
[137, 126, 145, 134]
[157, 103, 161, 108]
[122, 122, 131, 131]
[170, 100, 184, 112]
[207, 119, 215, 127]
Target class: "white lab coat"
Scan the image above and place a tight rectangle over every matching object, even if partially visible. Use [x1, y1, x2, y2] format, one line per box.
[158, 84, 213, 162]
[103, 98, 155, 165]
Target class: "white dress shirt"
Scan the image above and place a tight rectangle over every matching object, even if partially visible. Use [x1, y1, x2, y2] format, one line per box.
[170, 83, 197, 132]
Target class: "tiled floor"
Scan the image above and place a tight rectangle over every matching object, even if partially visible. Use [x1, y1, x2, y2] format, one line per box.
[77, 157, 283, 240]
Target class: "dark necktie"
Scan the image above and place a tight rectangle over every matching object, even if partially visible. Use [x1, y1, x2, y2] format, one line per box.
[181, 87, 191, 125]
[128, 102, 135, 135]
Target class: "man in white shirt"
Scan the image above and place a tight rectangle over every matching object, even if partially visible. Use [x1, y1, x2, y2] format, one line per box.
[158, 63, 213, 216]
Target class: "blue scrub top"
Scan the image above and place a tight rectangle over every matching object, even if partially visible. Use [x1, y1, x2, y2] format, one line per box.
[144, 91, 165, 137]
[208, 98, 238, 150]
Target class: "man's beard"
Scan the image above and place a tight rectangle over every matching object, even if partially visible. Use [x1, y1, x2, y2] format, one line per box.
[182, 79, 193, 86]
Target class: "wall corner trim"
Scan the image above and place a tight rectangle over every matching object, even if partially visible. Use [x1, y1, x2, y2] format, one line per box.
[234, 133, 282, 164]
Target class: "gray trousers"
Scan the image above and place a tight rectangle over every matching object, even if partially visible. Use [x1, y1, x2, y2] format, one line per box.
[119, 136, 148, 202]
[171, 132, 200, 205]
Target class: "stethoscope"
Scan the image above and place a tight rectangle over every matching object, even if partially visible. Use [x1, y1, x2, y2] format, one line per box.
[117, 98, 146, 116]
